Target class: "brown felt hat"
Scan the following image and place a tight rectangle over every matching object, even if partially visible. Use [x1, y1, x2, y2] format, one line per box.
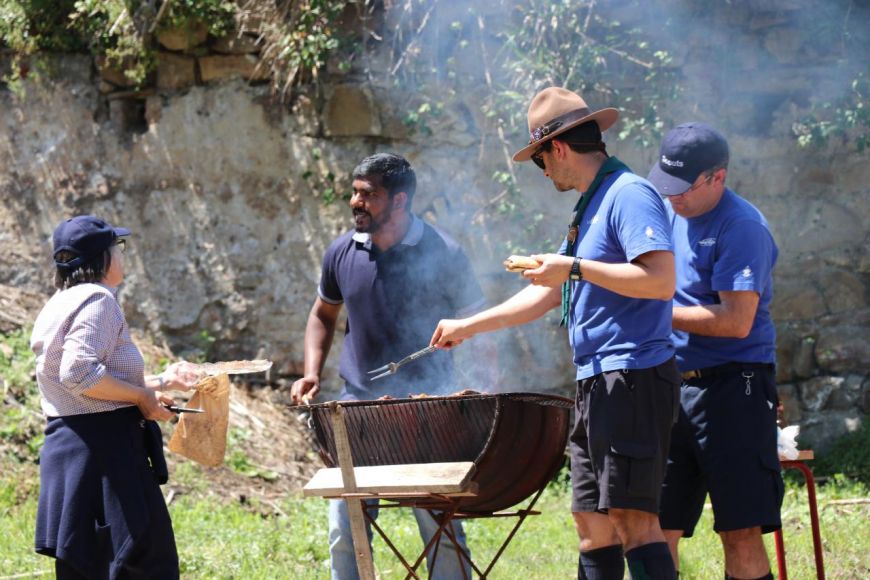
[513, 87, 620, 162]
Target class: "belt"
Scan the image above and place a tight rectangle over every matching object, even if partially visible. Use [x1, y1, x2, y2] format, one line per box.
[680, 362, 774, 381]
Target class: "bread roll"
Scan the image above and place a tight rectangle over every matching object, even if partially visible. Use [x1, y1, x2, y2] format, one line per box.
[503, 255, 540, 272]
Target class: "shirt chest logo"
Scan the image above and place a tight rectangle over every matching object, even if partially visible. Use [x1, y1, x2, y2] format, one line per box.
[742, 267, 753, 278]
[698, 238, 716, 247]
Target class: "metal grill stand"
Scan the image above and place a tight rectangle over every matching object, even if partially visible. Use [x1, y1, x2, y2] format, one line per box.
[303, 402, 547, 579]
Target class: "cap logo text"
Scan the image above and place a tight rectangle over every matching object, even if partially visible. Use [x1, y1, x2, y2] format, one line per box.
[661, 155, 684, 167]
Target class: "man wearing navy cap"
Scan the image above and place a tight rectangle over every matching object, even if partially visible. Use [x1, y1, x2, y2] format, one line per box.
[648, 123, 782, 580]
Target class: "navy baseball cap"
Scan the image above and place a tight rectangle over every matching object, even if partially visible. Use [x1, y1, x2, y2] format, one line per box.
[52, 215, 130, 270]
[647, 122, 730, 195]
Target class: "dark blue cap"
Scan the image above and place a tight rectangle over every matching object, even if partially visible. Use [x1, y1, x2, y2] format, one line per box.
[647, 122, 730, 196]
[52, 215, 131, 270]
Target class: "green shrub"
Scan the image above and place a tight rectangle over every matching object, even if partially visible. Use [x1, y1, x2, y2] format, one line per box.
[811, 421, 870, 484]
[0, 327, 43, 465]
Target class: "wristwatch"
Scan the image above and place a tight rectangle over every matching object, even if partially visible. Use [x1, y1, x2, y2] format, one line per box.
[569, 257, 583, 281]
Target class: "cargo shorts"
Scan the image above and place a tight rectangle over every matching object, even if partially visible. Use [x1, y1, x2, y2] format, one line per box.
[569, 358, 681, 514]
[659, 365, 783, 536]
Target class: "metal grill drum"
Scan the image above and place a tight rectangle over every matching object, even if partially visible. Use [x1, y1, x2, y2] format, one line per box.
[308, 392, 572, 513]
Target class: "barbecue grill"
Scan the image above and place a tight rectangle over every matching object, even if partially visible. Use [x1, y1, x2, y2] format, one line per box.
[303, 392, 572, 578]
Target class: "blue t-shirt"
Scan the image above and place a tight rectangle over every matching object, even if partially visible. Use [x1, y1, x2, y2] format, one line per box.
[669, 188, 778, 370]
[563, 171, 675, 379]
[319, 215, 486, 400]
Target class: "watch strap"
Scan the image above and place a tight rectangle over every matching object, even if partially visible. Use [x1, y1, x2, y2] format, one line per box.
[569, 257, 583, 281]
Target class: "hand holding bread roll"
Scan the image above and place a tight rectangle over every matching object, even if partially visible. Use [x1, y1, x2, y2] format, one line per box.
[503, 255, 541, 273]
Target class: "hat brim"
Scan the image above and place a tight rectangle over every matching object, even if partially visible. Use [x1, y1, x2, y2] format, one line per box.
[646, 163, 694, 196]
[114, 227, 131, 237]
[513, 108, 620, 162]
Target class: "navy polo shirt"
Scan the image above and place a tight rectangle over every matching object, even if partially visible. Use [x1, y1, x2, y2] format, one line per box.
[319, 215, 486, 400]
[669, 188, 778, 370]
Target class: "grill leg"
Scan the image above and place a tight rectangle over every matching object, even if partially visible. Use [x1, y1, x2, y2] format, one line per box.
[365, 509, 420, 579]
[481, 485, 547, 577]
[406, 505, 460, 580]
[431, 509, 475, 580]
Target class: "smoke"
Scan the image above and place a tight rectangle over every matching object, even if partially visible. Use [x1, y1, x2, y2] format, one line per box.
[317, 0, 870, 397]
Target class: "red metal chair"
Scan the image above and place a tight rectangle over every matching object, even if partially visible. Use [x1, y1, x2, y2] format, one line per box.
[775, 450, 825, 580]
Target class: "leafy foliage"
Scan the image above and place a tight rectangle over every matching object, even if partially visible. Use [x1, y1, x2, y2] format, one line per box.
[811, 421, 870, 484]
[488, 0, 676, 146]
[188, 0, 355, 99]
[0, 327, 43, 465]
[0, 0, 232, 87]
[0, 0, 348, 91]
[0, 0, 85, 53]
[159, 0, 235, 37]
[792, 73, 869, 152]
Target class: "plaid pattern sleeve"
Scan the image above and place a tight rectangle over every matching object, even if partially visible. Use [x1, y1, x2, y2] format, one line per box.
[31, 283, 146, 417]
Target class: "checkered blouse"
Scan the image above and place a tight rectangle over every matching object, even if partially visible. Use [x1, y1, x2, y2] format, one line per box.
[31, 283, 145, 417]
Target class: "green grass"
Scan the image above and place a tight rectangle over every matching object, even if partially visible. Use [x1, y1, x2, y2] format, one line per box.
[1, 324, 867, 578]
[1, 477, 867, 579]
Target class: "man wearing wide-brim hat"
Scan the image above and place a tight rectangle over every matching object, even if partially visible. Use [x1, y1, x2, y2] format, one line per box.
[432, 87, 680, 579]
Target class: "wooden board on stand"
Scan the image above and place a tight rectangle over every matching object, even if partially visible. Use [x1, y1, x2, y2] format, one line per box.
[304, 462, 477, 497]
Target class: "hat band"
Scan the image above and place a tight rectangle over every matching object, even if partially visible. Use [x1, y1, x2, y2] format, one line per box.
[528, 107, 592, 144]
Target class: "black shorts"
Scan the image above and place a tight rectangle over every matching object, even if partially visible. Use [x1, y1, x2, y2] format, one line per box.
[569, 358, 680, 514]
[659, 364, 784, 537]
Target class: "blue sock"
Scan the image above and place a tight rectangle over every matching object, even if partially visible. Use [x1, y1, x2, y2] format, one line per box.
[578, 544, 624, 580]
[625, 542, 677, 580]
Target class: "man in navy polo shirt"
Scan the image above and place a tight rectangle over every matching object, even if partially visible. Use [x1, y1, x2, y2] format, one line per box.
[432, 87, 680, 580]
[647, 123, 782, 580]
[291, 153, 485, 579]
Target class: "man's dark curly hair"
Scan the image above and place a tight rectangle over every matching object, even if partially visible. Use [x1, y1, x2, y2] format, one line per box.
[352, 153, 417, 206]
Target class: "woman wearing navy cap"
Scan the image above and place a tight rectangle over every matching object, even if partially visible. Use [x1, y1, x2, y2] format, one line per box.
[30, 215, 201, 579]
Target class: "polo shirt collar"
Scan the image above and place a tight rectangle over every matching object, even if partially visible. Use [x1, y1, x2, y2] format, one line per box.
[352, 214, 424, 249]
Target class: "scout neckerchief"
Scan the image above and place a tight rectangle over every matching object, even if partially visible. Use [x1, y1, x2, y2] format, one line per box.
[560, 155, 630, 326]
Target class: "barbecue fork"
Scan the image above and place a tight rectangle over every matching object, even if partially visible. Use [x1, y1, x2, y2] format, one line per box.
[367, 345, 437, 381]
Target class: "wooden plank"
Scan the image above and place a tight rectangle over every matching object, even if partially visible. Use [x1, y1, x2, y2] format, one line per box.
[780, 449, 814, 462]
[330, 402, 375, 580]
[303, 462, 477, 497]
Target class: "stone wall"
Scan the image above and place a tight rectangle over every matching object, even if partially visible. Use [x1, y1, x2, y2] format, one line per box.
[1, 0, 867, 451]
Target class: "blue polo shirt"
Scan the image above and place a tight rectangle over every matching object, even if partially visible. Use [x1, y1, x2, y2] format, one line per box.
[563, 171, 675, 379]
[669, 188, 778, 371]
[319, 215, 486, 400]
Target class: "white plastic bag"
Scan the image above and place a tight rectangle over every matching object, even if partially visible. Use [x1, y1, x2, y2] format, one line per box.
[777, 425, 800, 460]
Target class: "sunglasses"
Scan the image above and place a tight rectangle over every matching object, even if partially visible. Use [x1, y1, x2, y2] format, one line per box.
[531, 141, 552, 170]
[114, 238, 127, 253]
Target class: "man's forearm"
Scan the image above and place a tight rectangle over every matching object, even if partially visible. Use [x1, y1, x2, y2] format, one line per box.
[303, 309, 337, 377]
[464, 284, 560, 335]
[673, 305, 749, 338]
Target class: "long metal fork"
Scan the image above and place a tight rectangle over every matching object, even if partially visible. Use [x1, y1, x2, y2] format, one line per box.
[367, 345, 438, 381]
